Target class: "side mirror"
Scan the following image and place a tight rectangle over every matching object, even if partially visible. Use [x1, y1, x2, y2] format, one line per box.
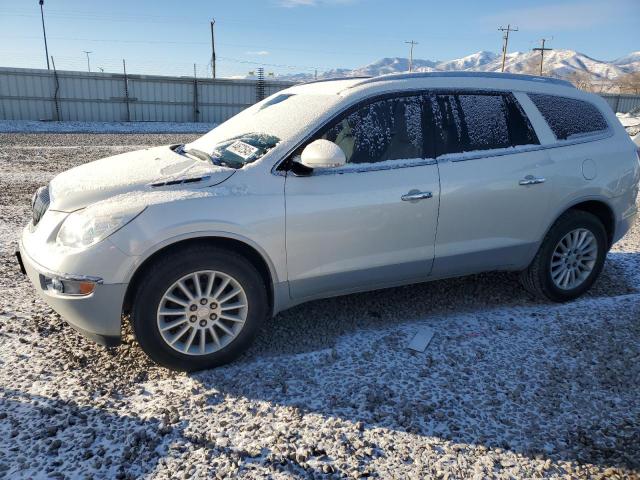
[298, 139, 346, 169]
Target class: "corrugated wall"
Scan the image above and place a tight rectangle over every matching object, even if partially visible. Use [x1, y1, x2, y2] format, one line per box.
[600, 94, 640, 114]
[0, 67, 295, 123]
[4, 67, 639, 122]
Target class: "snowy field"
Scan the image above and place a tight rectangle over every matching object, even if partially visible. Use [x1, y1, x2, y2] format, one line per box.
[617, 112, 640, 137]
[0, 120, 215, 134]
[1, 132, 639, 479]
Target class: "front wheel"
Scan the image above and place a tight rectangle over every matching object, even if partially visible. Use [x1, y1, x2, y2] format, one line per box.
[520, 210, 607, 302]
[131, 246, 268, 371]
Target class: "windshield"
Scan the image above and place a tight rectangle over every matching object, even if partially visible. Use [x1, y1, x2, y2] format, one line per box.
[185, 92, 343, 167]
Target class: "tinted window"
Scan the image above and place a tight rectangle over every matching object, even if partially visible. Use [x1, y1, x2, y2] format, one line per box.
[528, 93, 608, 140]
[504, 95, 539, 146]
[318, 95, 434, 164]
[433, 93, 538, 155]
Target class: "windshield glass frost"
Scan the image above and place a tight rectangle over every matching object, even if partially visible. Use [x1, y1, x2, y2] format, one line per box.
[185, 92, 342, 166]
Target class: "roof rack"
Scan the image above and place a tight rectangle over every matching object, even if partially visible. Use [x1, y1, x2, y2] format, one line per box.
[298, 75, 371, 86]
[346, 71, 575, 89]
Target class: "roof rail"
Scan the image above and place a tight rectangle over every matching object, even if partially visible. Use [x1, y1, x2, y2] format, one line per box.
[298, 75, 371, 86]
[346, 71, 575, 89]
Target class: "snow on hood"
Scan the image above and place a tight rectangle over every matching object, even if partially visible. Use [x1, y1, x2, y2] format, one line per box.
[49, 145, 235, 211]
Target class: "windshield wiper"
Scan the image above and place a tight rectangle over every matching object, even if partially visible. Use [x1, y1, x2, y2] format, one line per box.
[183, 147, 212, 162]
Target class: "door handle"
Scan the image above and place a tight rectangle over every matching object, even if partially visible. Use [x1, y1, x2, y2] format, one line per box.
[401, 190, 433, 202]
[519, 175, 546, 186]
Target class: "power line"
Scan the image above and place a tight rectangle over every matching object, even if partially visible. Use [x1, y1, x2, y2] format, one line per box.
[532, 38, 553, 76]
[405, 40, 418, 72]
[498, 24, 518, 72]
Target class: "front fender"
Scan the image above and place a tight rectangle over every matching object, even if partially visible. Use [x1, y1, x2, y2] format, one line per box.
[108, 181, 286, 286]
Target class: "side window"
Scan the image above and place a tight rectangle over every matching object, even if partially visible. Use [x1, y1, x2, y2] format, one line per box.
[434, 93, 512, 155]
[528, 93, 608, 140]
[318, 95, 433, 164]
[504, 94, 539, 146]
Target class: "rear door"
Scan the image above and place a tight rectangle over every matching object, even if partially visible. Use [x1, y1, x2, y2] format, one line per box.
[284, 93, 441, 299]
[432, 91, 555, 276]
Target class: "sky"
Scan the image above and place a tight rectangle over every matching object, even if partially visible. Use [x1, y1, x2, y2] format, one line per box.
[0, 0, 637, 78]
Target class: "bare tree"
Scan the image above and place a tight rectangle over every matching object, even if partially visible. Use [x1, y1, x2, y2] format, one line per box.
[617, 72, 640, 95]
[518, 57, 541, 75]
[567, 70, 597, 92]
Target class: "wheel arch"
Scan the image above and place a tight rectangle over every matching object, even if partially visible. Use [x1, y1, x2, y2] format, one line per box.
[548, 198, 615, 249]
[122, 235, 278, 318]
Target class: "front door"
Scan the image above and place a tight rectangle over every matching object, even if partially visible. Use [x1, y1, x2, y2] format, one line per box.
[284, 93, 440, 299]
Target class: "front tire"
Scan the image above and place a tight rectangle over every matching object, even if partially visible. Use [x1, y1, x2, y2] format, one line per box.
[131, 245, 268, 371]
[520, 210, 607, 302]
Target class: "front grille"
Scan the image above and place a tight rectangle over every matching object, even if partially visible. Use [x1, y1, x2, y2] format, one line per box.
[32, 185, 50, 226]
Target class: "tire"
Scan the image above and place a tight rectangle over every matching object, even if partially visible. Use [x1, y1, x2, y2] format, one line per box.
[131, 245, 268, 371]
[520, 210, 607, 302]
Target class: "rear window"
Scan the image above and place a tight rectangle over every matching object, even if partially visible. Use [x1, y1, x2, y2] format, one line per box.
[528, 94, 608, 140]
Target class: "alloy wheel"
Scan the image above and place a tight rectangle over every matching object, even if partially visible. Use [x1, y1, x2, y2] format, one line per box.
[156, 270, 248, 355]
[550, 228, 598, 290]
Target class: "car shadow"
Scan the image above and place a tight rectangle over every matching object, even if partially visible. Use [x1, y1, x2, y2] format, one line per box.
[0, 388, 169, 478]
[251, 250, 640, 357]
[186, 251, 640, 472]
[0, 388, 339, 478]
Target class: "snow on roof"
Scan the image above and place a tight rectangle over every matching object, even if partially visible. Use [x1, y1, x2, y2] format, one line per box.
[284, 78, 365, 95]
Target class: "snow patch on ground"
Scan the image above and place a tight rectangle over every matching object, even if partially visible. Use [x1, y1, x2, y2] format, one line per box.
[0, 120, 216, 134]
[1, 132, 639, 478]
[616, 112, 640, 137]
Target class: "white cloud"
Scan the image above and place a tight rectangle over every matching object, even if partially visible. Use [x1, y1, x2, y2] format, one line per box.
[246, 50, 270, 56]
[483, 0, 631, 30]
[277, 0, 356, 7]
[278, 0, 317, 6]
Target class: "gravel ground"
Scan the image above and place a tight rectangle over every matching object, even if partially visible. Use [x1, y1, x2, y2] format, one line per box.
[0, 133, 639, 479]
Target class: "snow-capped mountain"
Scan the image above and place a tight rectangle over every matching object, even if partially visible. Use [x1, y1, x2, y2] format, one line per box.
[434, 51, 498, 71]
[612, 51, 640, 74]
[277, 50, 639, 82]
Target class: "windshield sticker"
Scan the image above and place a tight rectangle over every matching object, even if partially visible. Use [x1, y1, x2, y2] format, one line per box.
[226, 141, 259, 160]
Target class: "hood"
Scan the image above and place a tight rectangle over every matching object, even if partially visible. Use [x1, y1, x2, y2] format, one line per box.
[49, 146, 235, 211]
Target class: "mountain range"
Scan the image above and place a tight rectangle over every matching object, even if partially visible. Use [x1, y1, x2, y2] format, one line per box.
[277, 50, 640, 82]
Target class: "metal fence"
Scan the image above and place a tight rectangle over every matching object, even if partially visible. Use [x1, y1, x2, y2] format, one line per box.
[1, 67, 639, 123]
[600, 93, 640, 114]
[0, 67, 295, 123]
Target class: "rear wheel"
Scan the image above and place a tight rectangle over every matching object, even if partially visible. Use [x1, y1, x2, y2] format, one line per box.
[520, 210, 607, 302]
[131, 246, 268, 371]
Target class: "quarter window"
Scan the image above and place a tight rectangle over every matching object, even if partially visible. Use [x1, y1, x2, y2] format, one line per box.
[318, 95, 434, 164]
[528, 93, 608, 140]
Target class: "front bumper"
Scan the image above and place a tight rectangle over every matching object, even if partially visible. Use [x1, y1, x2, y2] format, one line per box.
[18, 243, 126, 347]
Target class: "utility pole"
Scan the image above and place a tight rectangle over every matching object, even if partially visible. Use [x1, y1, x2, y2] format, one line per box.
[39, 0, 50, 70]
[405, 40, 418, 72]
[210, 19, 216, 79]
[532, 38, 553, 76]
[83, 51, 92, 72]
[498, 24, 518, 72]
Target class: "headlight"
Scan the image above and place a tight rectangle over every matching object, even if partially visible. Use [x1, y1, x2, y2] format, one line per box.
[56, 204, 145, 250]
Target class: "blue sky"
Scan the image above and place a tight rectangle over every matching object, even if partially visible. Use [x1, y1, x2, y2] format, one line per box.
[0, 0, 637, 77]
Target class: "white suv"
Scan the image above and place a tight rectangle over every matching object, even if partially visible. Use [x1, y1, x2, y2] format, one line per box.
[17, 72, 640, 371]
